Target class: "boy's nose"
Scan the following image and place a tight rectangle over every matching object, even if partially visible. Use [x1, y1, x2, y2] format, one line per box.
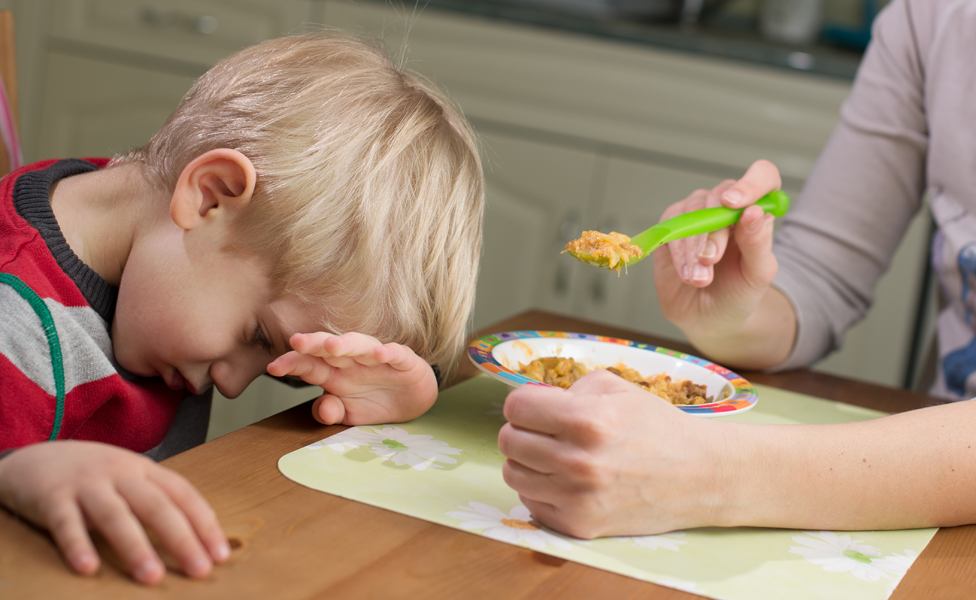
[210, 361, 266, 399]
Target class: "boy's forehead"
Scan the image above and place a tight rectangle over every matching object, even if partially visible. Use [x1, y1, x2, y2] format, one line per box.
[272, 298, 329, 347]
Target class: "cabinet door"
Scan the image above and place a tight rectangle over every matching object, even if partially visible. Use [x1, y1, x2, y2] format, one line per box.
[37, 52, 194, 158]
[474, 129, 598, 329]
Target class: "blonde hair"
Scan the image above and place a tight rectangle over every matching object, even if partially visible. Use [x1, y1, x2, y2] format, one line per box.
[115, 32, 484, 373]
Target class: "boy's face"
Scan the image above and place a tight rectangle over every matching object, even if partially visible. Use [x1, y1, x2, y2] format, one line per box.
[111, 225, 319, 399]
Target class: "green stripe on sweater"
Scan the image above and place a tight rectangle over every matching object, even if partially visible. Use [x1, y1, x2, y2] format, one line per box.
[0, 273, 66, 440]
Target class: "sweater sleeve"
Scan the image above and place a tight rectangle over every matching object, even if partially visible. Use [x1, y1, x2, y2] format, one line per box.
[769, 0, 934, 370]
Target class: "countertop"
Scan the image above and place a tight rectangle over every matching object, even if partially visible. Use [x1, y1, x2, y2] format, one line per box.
[412, 0, 865, 80]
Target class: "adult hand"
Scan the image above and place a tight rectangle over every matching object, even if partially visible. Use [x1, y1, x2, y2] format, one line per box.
[0, 441, 229, 585]
[267, 331, 438, 425]
[653, 160, 794, 368]
[497, 370, 732, 538]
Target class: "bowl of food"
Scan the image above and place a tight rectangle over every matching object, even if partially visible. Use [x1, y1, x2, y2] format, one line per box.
[467, 330, 757, 416]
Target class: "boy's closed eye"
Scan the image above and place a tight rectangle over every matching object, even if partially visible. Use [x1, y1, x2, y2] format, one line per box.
[252, 323, 274, 354]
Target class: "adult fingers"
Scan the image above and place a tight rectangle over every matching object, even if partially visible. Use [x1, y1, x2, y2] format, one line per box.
[497, 422, 561, 474]
[719, 159, 782, 209]
[502, 384, 575, 436]
[666, 188, 709, 286]
[518, 496, 593, 540]
[696, 180, 737, 268]
[679, 181, 738, 286]
[149, 468, 230, 566]
[78, 484, 164, 585]
[729, 208, 779, 290]
[501, 458, 556, 503]
[117, 477, 212, 579]
[42, 498, 100, 576]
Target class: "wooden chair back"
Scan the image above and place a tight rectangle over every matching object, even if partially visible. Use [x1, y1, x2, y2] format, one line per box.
[0, 10, 20, 177]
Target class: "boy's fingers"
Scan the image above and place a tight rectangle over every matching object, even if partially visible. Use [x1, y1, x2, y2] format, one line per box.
[149, 469, 230, 565]
[269, 352, 337, 386]
[319, 332, 382, 358]
[371, 343, 421, 371]
[78, 485, 164, 585]
[720, 159, 782, 209]
[43, 499, 100, 575]
[288, 332, 335, 356]
[312, 394, 347, 425]
[117, 477, 212, 579]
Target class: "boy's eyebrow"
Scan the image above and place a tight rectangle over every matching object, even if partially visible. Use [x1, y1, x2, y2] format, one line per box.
[268, 313, 293, 354]
[277, 325, 293, 354]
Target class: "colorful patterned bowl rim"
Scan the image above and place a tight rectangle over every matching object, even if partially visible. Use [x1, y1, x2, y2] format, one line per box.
[466, 330, 757, 417]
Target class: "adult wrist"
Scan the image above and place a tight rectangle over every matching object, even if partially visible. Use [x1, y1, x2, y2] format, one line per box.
[703, 422, 763, 528]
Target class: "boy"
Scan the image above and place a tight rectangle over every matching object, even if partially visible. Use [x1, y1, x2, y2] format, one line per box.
[0, 33, 484, 584]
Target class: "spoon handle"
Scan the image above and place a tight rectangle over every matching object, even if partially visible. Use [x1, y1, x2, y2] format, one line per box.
[630, 190, 790, 252]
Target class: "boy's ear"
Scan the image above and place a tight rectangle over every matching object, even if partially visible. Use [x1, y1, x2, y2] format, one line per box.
[170, 149, 257, 231]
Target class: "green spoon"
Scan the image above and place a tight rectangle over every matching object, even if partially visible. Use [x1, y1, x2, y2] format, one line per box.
[565, 190, 790, 271]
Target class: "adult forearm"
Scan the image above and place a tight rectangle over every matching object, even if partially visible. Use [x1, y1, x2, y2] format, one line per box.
[684, 287, 796, 371]
[716, 399, 976, 530]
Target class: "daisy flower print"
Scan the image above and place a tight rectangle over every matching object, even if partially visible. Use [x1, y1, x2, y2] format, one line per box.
[447, 501, 577, 550]
[313, 426, 461, 471]
[789, 531, 888, 583]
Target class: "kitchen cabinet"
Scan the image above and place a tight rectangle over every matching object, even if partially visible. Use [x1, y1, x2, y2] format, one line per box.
[36, 0, 314, 160]
[473, 131, 598, 329]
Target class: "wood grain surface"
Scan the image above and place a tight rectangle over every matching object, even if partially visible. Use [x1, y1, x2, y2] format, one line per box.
[1, 309, 972, 599]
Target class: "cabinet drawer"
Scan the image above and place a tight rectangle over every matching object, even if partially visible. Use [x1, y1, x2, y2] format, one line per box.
[50, 0, 313, 67]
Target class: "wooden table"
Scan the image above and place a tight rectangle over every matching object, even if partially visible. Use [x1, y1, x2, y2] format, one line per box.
[2, 309, 975, 599]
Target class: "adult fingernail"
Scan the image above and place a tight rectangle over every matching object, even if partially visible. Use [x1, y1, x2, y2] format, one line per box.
[746, 215, 764, 233]
[699, 240, 717, 259]
[723, 189, 743, 206]
[692, 264, 709, 281]
[681, 265, 689, 280]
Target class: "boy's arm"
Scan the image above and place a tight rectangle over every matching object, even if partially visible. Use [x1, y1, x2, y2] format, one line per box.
[0, 441, 230, 584]
[266, 331, 439, 425]
[498, 370, 976, 538]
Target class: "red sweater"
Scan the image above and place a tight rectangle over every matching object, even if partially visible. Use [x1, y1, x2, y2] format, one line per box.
[0, 159, 182, 453]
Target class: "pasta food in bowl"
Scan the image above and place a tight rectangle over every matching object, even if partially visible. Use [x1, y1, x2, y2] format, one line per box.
[467, 331, 757, 417]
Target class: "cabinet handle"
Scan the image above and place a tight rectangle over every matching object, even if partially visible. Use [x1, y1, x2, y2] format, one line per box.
[141, 7, 219, 35]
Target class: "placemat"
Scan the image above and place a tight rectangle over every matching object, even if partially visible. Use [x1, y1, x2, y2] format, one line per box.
[278, 375, 935, 600]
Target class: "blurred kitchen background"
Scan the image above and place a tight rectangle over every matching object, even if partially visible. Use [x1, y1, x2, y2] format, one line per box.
[0, 0, 936, 440]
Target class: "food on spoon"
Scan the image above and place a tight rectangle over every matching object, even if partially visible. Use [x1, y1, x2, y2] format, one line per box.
[564, 231, 643, 273]
[517, 357, 711, 405]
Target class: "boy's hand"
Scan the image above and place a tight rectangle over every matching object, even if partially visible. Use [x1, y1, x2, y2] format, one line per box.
[498, 370, 730, 539]
[267, 332, 439, 426]
[0, 441, 230, 585]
